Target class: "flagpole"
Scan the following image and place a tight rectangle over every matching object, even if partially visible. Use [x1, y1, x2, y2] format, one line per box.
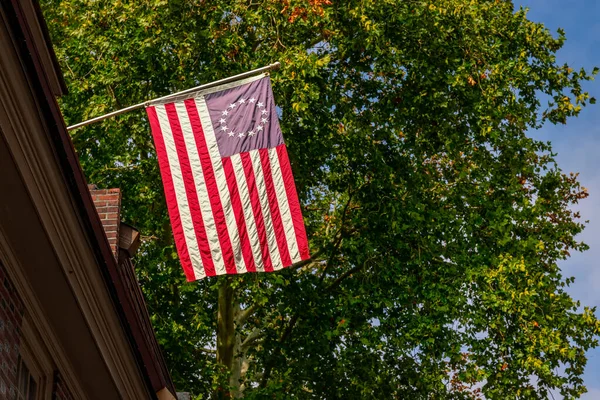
[66, 62, 281, 131]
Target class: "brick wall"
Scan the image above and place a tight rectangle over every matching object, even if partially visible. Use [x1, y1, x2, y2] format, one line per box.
[0, 260, 24, 399]
[88, 185, 122, 258]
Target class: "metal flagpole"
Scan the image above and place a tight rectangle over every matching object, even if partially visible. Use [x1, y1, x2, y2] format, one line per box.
[66, 62, 281, 131]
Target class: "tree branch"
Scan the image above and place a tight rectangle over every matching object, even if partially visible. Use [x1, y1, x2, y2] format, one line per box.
[279, 314, 300, 344]
[236, 252, 323, 329]
[326, 263, 366, 292]
[319, 193, 355, 282]
[290, 249, 324, 271]
[241, 328, 265, 350]
[260, 313, 300, 388]
[327, 253, 379, 292]
[236, 304, 257, 326]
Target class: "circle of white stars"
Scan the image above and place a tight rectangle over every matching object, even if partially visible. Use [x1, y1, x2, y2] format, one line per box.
[216, 97, 269, 139]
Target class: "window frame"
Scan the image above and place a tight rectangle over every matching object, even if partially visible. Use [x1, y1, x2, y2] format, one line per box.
[17, 317, 53, 400]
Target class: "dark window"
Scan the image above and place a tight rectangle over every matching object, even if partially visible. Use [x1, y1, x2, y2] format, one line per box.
[16, 356, 37, 400]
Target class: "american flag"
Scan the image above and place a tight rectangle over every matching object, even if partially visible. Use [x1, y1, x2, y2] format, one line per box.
[146, 75, 310, 281]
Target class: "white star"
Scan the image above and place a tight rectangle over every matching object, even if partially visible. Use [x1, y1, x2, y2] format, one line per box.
[228, 131, 235, 137]
[256, 125, 263, 131]
[222, 110, 228, 116]
[257, 102, 264, 108]
[238, 132, 245, 138]
[239, 98, 246, 104]
[261, 118, 268, 124]
[248, 131, 255, 136]
[228, 103, 237, 109]
[219, 118, 226, 124]
[249, 98, 256, 103]
[220, 126, 228, 132]
[261, 109, 268, 115]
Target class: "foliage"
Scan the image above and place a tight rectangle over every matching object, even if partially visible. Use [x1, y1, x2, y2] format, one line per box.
[41, 0, 600, 398]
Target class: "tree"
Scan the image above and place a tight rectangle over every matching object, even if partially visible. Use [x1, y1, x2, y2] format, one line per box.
[42, 0, 600, 398]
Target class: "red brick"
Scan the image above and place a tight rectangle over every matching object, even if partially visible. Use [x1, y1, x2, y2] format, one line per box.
[96, 194, 118, 201]
[98, 206, 119, 214]
[88, 186, 122, 259]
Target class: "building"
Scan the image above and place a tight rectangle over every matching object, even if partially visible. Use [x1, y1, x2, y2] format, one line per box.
[0, 0, 176, 398]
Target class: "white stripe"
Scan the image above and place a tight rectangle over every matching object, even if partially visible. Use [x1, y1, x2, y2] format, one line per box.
[174, 102, 226, 276]
[194, 97, 248, 274]
[250, 150, 283, 269]
[268, 147, 301, 263]
[154, 106, 206, 280]
[230, 153, 266, 272]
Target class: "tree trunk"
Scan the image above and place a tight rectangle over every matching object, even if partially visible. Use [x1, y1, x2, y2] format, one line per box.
[216, 278, 245, 398]
[217, 278, 234, 397]
[229, 327, 244, 398]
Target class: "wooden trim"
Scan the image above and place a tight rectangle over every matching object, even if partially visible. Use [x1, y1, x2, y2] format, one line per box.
[0, 5, 156, 399]
[119, 223, 141, 257]
[0, 228, 86, 400]
[156, 387, 177, 400]
[9, 0, 66, 96]
[117, 251, 175, 393]
[19, 316, 56, 400]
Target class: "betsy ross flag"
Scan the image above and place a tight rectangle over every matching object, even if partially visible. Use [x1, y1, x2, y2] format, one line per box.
[146, 74, 310, 281]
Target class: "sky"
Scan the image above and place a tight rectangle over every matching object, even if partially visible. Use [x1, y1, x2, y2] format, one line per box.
[516, 0, 600, 397]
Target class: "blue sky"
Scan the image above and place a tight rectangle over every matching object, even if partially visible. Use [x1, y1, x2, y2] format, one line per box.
[517, 0, 600, 397]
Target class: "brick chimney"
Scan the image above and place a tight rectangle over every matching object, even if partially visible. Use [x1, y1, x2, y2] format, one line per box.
[88, 184, 121, 258]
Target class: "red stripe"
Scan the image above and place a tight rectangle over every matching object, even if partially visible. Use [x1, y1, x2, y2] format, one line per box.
[146, 107, 196, 281]
[259, 148, 292, 267]
[222, 157, 257, 273]
[276, 145, 310, 260]
[240, 152, 275, 272]
[164, 104, 216, 277]
[184, 99, 237, 275]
